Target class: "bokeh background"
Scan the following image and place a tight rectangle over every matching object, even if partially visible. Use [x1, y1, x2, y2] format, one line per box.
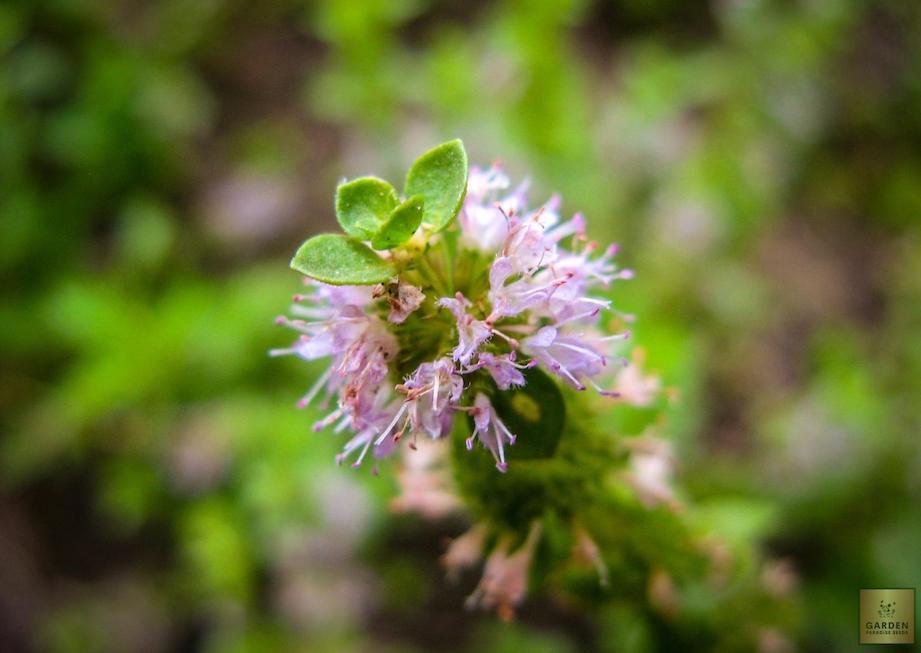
[2, 0, 921, 651]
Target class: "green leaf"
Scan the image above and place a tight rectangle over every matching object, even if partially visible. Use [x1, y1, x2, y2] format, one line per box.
[477, 367, 566, 460]
[370, 195, 425, 250]
[404, 138, 468, 231]
[335, 177, 399, 239]
[290, 234, 394, 285]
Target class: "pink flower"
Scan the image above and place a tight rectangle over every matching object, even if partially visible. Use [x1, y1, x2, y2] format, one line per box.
[465, 165, 512, 200]
[496, 199, 580, 273]
[441, 524, 488, 581]
[277, 162, 636, 471]
[521, 326, 613, 392]
[272, 288, 398, 427]
[459, 174, 510, 251]
[458, 165, 529, 252]
[275, 151, 653, 616]
[333, 391, 403, 468]
[486, 256, 567, 321]
[573, 525, 610, 588]
[614, 356, 661, 407]
[437, 293, 491, 365]
[466, 522, 542, 620]
[466, 393, 517, 472]
[501, 213, 554, 272]
[344, 359, 461, 467]
[390, 442, 462, 519]
[470, 352, 532, 390]
[395, 357, 463, 439]
[622, 436, 679, 511]
[543, 241, 633, 323]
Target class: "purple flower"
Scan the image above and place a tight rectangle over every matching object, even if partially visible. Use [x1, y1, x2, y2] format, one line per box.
[466, 522, 542, 619]
[334, 392, 401, 468]
[500, 212, 554, 273]
[484, 206, 626, 328]
[458, 166, 528, 252]
[396, 357, 463, 439]
[341, 357, 464, 468]
[521, 326, 624, 393]
[466, 393, 517, 472]
[437, 293, 491, 365]
[276, 161, 635, 473]
[272, 289, 398, 420]
[471, 352, 532, 390]
[486, 256, 566, 321]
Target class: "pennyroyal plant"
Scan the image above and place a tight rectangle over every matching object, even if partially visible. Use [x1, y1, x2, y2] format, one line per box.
[274, 139, 634, 471]
[273, 139, 664, 616]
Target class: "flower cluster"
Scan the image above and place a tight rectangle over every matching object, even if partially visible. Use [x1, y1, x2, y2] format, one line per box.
[274, 164, 633, 472]
[271, 144, 793, 638]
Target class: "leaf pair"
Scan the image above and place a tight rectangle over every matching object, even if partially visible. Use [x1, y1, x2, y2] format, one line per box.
[335, 178, 425, 250]
[291, 139, 468, 285]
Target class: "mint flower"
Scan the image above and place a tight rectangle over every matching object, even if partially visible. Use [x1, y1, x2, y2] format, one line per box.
[467, 393, 517, 472]
[465, 522, 543, 620]
[268, 140, 683, 618]
[274, 140, 633, 474]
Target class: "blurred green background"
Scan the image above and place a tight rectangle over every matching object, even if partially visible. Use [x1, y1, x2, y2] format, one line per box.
[2, 0, 921, 651]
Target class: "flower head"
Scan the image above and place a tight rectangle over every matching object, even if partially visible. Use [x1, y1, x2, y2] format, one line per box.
[275, 160, 632, 472]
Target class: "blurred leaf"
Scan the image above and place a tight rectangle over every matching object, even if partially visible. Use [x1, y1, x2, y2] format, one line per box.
[117, 196, 176, 271]
[491, 367, 565, 460]
[692, 497, 778, 546]
[467, 621, 576, 653]
[98, 459, 161, 534]
[181, 499, 252, 601]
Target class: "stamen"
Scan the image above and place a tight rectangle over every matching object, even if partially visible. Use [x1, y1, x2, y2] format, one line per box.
[493, 423, 508, 473]
[550, 359, 585, 390]
[609, 307, 637, 323]
[314, 407, 343, 431]
[352, 433, 374, 468]
[554, 308, 602, 326]
[491, 328, 519, 348]
[555, 341, 606, 361]
[575, 297, 611, 307]
[297, 367, 333, 407]
[495, 419, 516, 441]
[587, 377, 620, 397]
[334, 414, 352, 433]
[374, 404, 408, 446]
